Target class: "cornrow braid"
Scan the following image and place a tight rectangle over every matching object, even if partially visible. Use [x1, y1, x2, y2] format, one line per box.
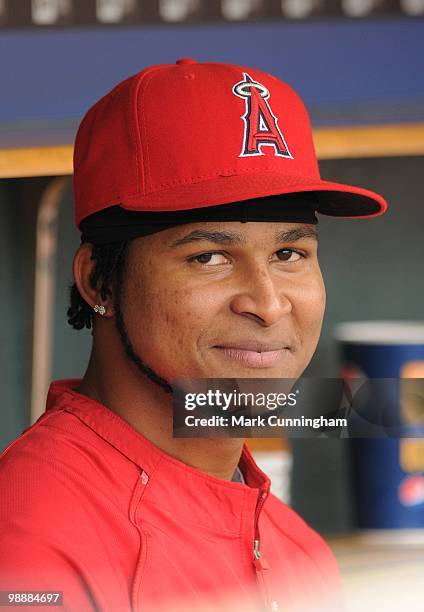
[67, 241, 130, 330]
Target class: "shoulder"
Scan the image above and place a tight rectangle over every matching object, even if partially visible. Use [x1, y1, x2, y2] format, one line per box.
[1, 407, 98, 477]
[262, 492, 340, 577]
[264, 492, 329, 548]
[1, 411, 90, 528]
[0, 411, 111, 607]
[261, 494, 342, 611]
[0, 407, 137, 532]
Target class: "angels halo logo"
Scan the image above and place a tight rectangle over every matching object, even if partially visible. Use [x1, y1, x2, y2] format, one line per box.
[232, 72, 293, 160]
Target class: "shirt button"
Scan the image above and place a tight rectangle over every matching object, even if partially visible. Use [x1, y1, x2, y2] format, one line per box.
[176, 57, 197, 65]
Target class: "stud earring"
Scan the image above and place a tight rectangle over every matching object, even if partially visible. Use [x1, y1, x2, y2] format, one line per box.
[93, 304, 106, 315]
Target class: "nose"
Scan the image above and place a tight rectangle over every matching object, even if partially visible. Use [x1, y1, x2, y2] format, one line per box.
[230, 265, 292, 326]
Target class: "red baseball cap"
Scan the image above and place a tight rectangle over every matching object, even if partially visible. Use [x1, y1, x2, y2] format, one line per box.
[73, 58, 387, 228]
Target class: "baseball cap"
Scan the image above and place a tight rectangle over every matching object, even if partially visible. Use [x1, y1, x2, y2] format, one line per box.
[73, 58, 387, 229]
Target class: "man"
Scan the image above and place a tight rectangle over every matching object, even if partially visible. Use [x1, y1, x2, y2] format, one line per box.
[0, 59, 387, 612]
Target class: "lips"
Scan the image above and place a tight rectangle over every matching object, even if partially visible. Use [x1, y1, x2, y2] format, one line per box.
[213, 341, 290, 368]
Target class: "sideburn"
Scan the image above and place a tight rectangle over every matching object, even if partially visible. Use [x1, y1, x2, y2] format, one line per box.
[113, 247, 173, 395]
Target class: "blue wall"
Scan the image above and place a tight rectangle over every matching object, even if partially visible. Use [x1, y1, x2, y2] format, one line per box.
[1, 18, 424, 148]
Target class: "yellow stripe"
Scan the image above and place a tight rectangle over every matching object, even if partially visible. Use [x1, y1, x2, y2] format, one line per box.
[0, 145, 73, 179]
[315, 123, 424, 159]
[1, 123, 424, 178]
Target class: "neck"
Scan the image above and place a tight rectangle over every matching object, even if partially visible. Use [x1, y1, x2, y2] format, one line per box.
[77, 347, 244, 482]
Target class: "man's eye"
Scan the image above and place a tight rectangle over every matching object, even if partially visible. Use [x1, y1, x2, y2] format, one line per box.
[274, 249, 303, 263]
[190, 252, 229, 266]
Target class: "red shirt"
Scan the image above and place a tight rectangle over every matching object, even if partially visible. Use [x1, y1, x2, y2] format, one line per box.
[0, 380, 341, 611]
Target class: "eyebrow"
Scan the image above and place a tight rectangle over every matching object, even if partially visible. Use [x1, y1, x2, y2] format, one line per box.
[169, 226, 317, 248]
[275, 226, 318, 243]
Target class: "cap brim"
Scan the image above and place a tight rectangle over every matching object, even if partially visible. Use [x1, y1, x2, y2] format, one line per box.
[304, 179, 387, 218]
[114, 173, 387, 220]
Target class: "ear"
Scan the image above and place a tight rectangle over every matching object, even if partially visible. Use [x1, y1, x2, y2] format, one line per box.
[72, 243, 116, 318]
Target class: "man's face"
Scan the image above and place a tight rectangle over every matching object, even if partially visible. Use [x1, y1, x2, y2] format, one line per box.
[116, 221, 325, 382]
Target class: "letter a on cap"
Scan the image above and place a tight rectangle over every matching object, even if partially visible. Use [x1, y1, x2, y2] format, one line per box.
[232, 73, 293, 159]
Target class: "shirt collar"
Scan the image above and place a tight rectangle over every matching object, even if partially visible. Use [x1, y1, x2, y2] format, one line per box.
[46, 379, 270, 494]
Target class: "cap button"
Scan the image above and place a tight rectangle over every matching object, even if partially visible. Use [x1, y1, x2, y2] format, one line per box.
[176, 58, 197, 66]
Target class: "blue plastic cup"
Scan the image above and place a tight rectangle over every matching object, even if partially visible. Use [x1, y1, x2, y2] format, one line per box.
[335, 321, 424, 529]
